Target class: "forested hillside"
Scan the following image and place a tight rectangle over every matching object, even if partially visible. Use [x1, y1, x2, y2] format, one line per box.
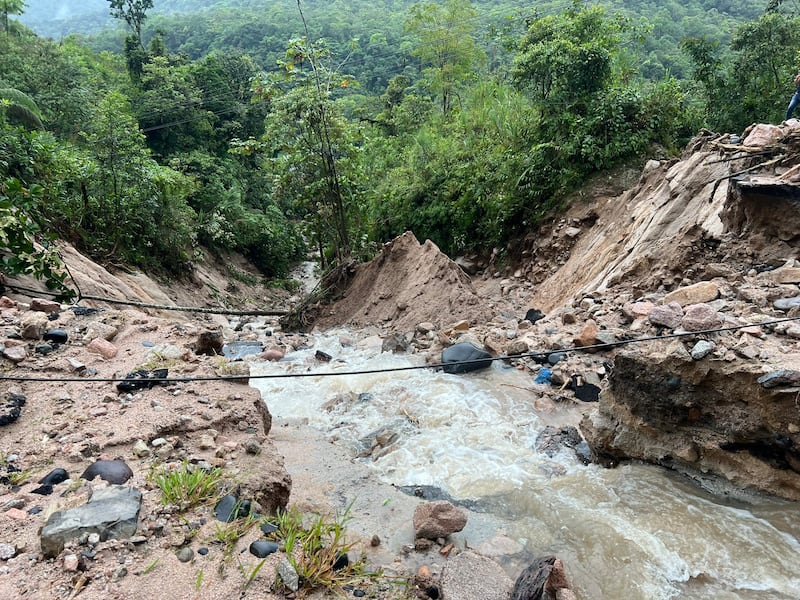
[2, 0, 798, 296]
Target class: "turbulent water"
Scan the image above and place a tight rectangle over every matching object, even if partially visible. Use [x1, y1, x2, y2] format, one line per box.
[251, 330, 800, 600]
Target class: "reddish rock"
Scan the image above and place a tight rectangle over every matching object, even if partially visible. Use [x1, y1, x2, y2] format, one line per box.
[87, 337, 118, 359]
[0, 296, 15, 309]
[2, 346, 27, 363]
[5, 508, 28, 520]
[30, 298, 61, 313]
[681, 303, 725, 332]
[413, 500, 467, 540]
[622, 301, 655, 321]
[648, 302, 684, 329]
[573, 319, 599, 349]
[261, 348, 285, 362]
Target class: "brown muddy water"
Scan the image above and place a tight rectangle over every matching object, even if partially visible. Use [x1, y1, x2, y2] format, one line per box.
[252, 330, 800, 600]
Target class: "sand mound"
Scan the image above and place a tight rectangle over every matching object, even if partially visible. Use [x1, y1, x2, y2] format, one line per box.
[315, 232, 493, 332]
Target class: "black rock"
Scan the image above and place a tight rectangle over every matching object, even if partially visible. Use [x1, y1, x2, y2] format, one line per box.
[260, 522, 278, 535]
[27, 506, 42, 515]
[116, 369, 169, 393]
[425, 585, 440, 599]
[547, 352, 567, 365]
[34, 343, 55, 355]
[213, 495, 252, 523]
[31, 484, 54, 495]
[0, 395, 26, 426]
[249, 540, 280, 558]
[47, 312, 60, 321]
[573, 383, 601, 403]
[315, 350, 332, 362]
[71, 306, 98, 317]
[43, 329, 68, 344]
[511, 556, 557, 600]
[354, 590, 366, 598]
[81, 460, 134, 484]
[524, 309, 545, 324]
[332, 552, 349, 571]
[197, 547, 209, 556]
[39, 467, 69, 486]
[441, 342, 492, 374]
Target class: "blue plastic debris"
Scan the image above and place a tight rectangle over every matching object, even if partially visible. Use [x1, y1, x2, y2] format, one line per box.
[534, 368, 552, 384]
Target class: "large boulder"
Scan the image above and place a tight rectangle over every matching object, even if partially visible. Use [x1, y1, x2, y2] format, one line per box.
[40, 486, 142, 558]
[441, 342, 492, 374]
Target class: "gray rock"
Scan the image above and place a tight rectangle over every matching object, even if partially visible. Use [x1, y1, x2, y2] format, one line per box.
[413, 500, 467, 540]
[774, 296, 800, 312]
[222, 341, 263, 361]
[441, 551, 513, 600]
[0, 543, 15, 560]
[277, 558, 300, 592]
[40, 486, 143, 558]
[511, 555, 575, 600]
[176, 547, 194, 563]
[442, 342, 492, 374]
[691, 341, 716, 360]
[757, 369, 800, 389]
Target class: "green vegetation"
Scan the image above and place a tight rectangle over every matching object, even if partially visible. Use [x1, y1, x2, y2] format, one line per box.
[1, 1, 798, 291]
[265, 504, 368, 592]
[150, 462, 223, 509]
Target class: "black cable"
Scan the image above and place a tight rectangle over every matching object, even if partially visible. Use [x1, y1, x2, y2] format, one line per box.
[3, 316, 798, 385]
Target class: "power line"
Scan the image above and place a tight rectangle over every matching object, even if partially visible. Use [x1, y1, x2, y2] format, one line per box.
[3, 316, 799, 385]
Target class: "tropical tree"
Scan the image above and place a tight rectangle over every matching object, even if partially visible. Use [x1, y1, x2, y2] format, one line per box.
[0, 0, 23, 35]
[405, 0, 486, 117]
[0, 87, 43, 129]
[108, 0, 153, 47]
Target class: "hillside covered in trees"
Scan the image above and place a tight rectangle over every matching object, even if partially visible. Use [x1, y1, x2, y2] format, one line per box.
[2, 0, 799, 296]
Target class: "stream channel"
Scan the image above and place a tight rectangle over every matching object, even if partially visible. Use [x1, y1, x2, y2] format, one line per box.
[251, 330, 800, 600]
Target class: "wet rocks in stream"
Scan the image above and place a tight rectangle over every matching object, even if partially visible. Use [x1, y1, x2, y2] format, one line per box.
[441, 342, 492, 374]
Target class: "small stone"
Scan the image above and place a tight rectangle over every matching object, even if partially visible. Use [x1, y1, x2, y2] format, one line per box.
[198, 435, 216, 450]
[413, 501, 467, 540]
[87, 533, 100, 545]
[573, 319, 599, 348]
[244, 439, 261, 455]
[87, 338, 118, 359]
[43, 329, 68, 344]
[63, 553, 79, 572]
[0, 543, 15, 560]
[370, 534, 380, 547]
[5, 508, 28, 520]
[260, 348, 284, 361]
[31, 298, 61, 313]
[681, 304, 724, 332]
[260, 522, 278, 535]
[2, 346, 27, 363]
[249, 540, 280, 558]
[89, 406, 108, 417]
[690, 341, 716, 360]
[197, 547, 209, 556]
[278, 558, 300, 592]
[176, 547, 194, 563]
[133, 440, 150, 458]
[648, 302, 684, 329]
[113, 565, 128, 580]
[547, 352, 567, 365]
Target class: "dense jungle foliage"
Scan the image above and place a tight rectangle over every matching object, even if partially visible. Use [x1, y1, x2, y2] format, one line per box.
[1, 0, 799, 295]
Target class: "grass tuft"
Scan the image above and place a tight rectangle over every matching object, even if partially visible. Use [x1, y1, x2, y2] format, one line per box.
[149, 462, 223, 510]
